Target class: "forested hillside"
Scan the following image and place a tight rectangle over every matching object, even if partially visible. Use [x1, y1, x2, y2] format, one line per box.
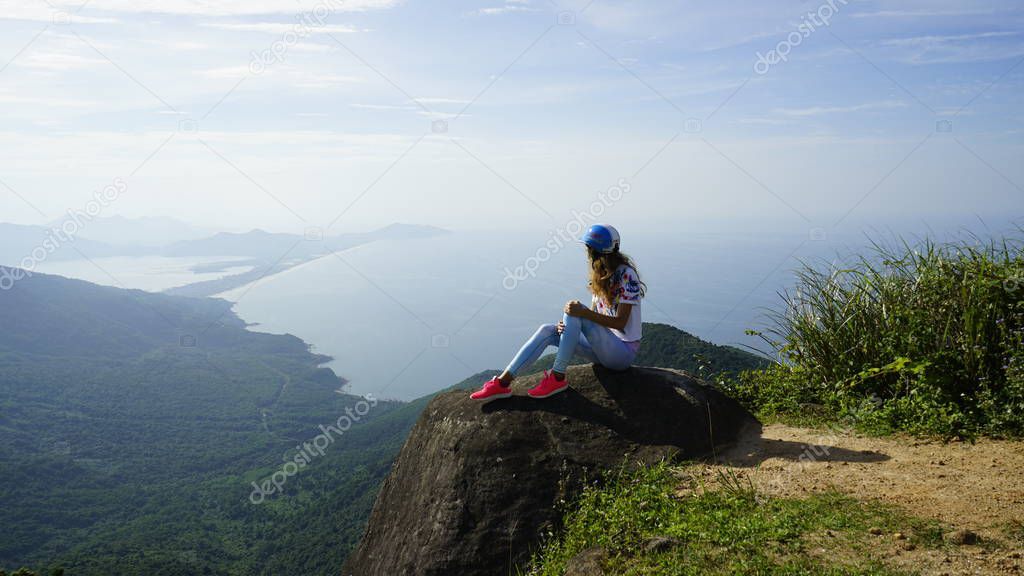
[0, 268, 414, 575]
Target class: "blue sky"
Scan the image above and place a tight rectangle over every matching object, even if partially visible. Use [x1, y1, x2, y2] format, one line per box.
[0, 0, 1021, 236]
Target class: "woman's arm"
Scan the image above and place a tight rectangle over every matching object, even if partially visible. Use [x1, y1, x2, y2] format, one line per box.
[564, 300, 632, 331]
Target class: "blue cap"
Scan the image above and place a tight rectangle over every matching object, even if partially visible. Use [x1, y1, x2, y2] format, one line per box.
[579, 224, 620, 254]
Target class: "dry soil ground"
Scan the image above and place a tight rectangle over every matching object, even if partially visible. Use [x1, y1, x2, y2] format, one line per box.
[691, 424, 1024, 575]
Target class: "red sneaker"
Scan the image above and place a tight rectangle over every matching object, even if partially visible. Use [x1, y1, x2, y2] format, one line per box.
[470, 376, 512, 402]
[527, 371, 568, 399]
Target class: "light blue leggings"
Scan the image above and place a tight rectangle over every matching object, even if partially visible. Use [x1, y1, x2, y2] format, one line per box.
[505, 313, 637, 376]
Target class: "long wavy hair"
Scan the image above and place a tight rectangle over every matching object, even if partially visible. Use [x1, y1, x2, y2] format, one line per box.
[587, 246, 646, 307]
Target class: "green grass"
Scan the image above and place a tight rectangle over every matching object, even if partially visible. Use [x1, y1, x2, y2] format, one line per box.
[1005, 520, 1024, 547]
[527, 462, 946, 576]
[721, 233, 1024, 439]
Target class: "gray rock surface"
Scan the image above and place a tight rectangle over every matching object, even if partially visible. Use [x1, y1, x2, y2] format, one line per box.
[342, 364, 760, 576]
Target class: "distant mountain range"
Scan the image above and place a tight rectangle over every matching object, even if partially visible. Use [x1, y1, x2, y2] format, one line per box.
[45, 215, 215, 247]
[163, 223, 449, 260]
[160, 223, 450, 297]
[0, 222, 148, 264]
[1, 218, 448, 262]
[0, 219, 450, 297]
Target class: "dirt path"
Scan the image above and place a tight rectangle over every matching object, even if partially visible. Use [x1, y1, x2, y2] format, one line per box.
[694, 424, 1024, 575]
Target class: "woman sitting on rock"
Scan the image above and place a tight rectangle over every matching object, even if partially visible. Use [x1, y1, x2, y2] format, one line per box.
[471, 223, 646, 401]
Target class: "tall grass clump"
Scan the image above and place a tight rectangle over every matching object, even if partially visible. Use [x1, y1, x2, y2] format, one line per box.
[732, 233, 1024, 438]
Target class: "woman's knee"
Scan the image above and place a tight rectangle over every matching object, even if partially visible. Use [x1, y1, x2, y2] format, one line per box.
[536, 323, 558, 336]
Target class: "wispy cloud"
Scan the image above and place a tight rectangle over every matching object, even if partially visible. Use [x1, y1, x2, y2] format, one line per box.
[773, 100, 909, 117]
[0, 90, 97, 109]
[851, 9, 996, 19]
[160, 41, 211, 51]
[880, 30, 1024, 63]
[0, 0, 399, 20]
[698, 28, 783, 52]
[731, 117, 791, 126]
[16, 51, 106, 71]
[201, 22, 364, 35]
[417, 97, 471, 105]
[350, 103, 419, 111]
[350, 101, 470, 119]
[0, 0, 1022, 234]
[199, 65, 363, 88]
[882, 31, 1018, 47]
[64, 14, 121, 24]
[351, 98, 471, 111]
[469, 0, 539, 16]
[198, 65, 253, 79]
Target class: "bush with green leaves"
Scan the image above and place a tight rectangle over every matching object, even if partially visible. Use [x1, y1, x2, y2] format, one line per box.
[728, 234, 1024, 438]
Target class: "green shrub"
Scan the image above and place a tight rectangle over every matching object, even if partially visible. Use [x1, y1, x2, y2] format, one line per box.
[727, 234, 1024, 438]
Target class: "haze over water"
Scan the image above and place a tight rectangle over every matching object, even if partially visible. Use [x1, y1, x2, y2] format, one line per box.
[214, 223, 984, 399]
[26, 220, 1016, 400]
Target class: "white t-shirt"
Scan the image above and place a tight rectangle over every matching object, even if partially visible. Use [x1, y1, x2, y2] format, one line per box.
[591, 264, 643, 342]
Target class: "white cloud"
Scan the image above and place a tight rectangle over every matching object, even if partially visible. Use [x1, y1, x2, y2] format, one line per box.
[0, 0, 399, 20]
[198, 65, 252, 79]
[697, 28, 782, 52]
[416, 97, 471, 105]
[882, 31, 1018, 47]
[349, 102, 465, 119]
[469, 0, 539, 16]
[162, 41, 211, 51]
[851, 9, 996, 19]
[66, 14, 121, 24]
[291, 72, 363, 88]
[731, 117, 790, 126]
[201, 22, 363, 35]
[351, 103, 419, 111]
[773, 100, 909, 117]
[880, 31, 1024, 64]
[291, 43, 335, 53]
[199, 65, 363, 88]
[15, 51, 106, 71]
[0, 91, 97, 109]
[622, 36, 662, 46]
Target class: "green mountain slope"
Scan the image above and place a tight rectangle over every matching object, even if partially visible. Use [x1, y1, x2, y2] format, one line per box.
[0, 268, 411, 575]
[634, 322, 769, 374]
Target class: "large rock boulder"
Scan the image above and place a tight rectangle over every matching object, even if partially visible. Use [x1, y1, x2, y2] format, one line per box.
[342, 364, 760, 576]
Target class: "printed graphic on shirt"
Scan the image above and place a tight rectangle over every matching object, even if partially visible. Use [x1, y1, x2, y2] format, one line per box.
[593, 266, 642, 314]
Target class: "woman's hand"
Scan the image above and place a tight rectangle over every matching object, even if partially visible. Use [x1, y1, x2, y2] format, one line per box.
[556, 320, 565, 334]
[564, 300, 588, 317]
